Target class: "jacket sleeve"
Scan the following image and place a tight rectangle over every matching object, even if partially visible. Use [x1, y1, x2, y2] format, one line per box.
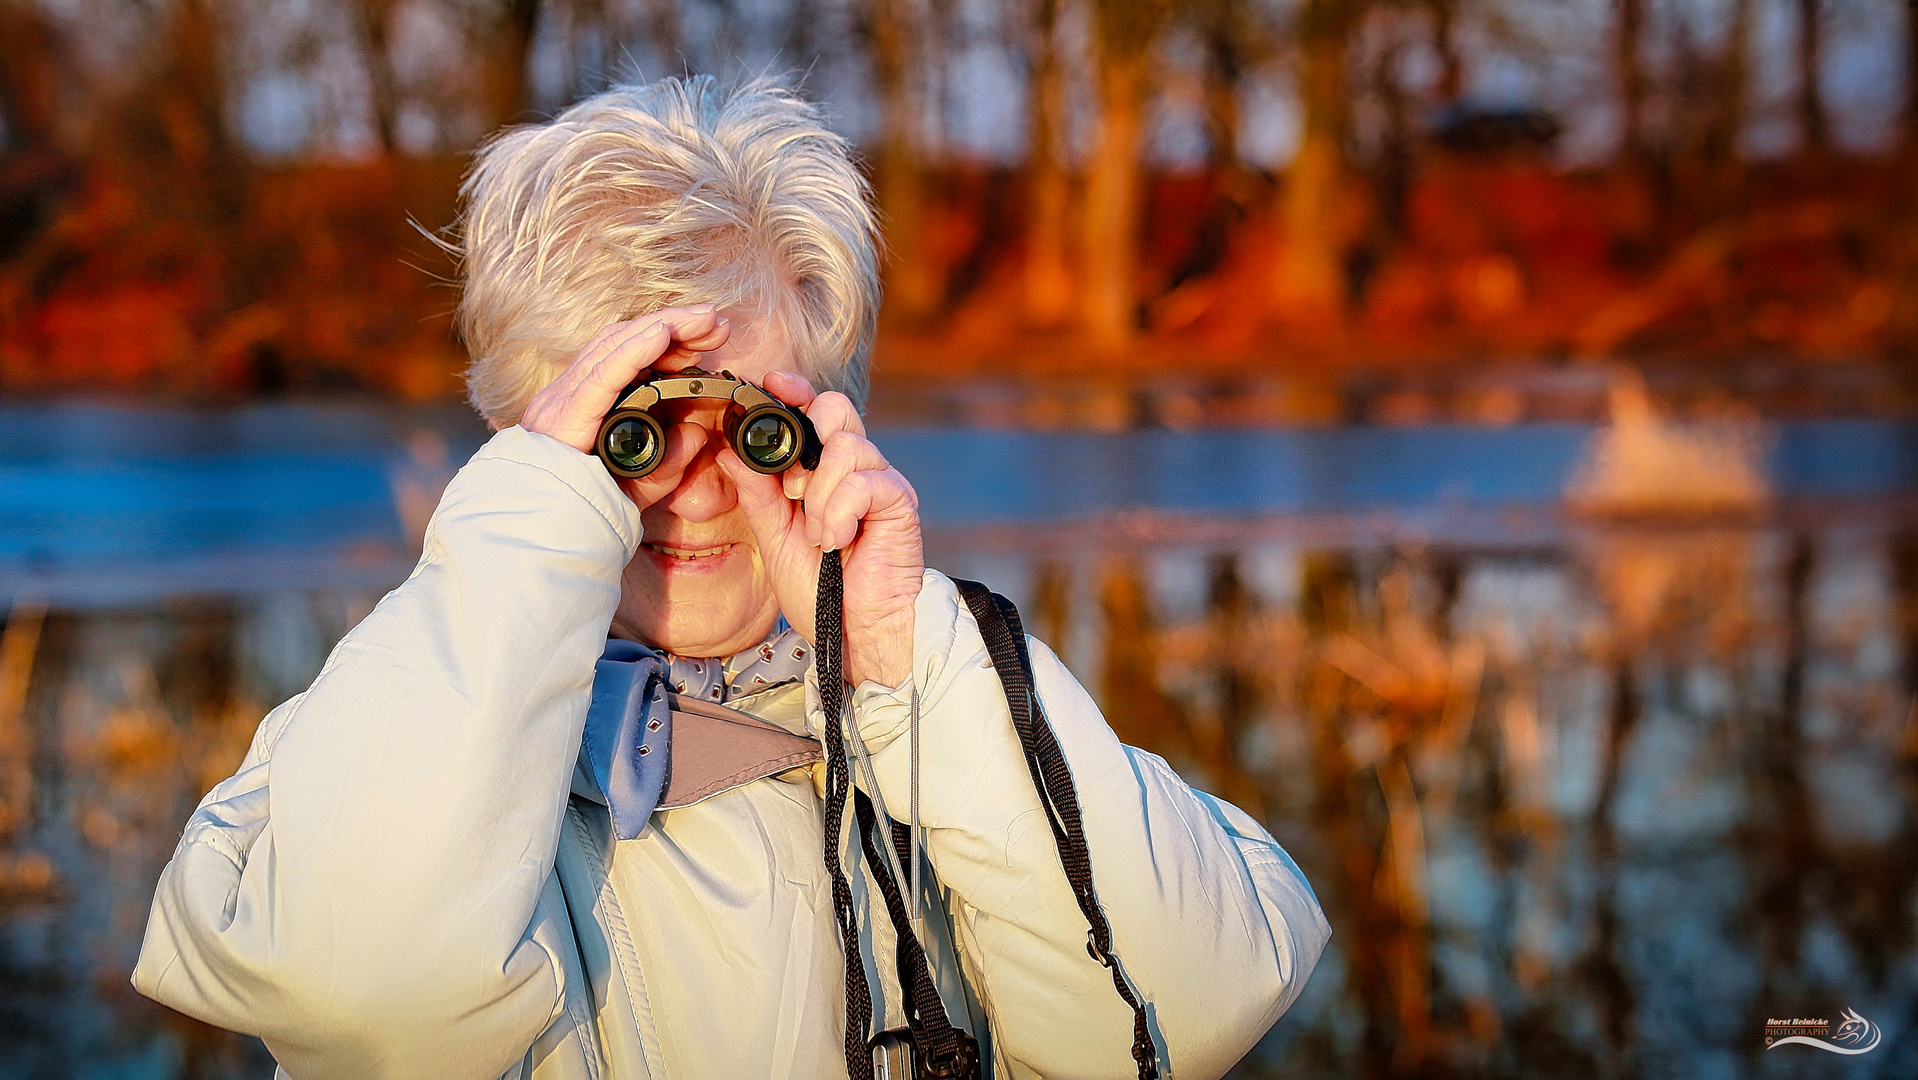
[845, 570, 1330, 1080]
[131, 427, 641, 1080]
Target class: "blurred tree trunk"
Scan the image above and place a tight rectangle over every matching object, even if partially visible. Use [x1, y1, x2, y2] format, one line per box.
[132, 0, 244, 229]
[644, 0, 683, 75]
[1174, 0, 1267, 299]
[1200, 8, 1245, 173]
[1680, 0, 1756, 217]
[1082, 55, 1144, 344]
[1907, 0, 1918, 149]
[148, 0, 250, 392]
[1427, 0, 1463, 108]
[1370, 41, 1414, 244]
[1083, 0, 1169, 347]
[874, 0, 941, 325]
[559, 0, 609, 100]
[352, 0, 401, 154]
[159, 0, 236, 172]
[1796, 0, 1827, 150]
[1616, 0, 1647, 157]
[1712, 0, 1752, 162]
[1023, 0, 1073, 328]
[1275, 0, 1357, 329]
[0, 0, 60, 152]
[1610, 0, 1662, 254]
[484, 0, 542, 129]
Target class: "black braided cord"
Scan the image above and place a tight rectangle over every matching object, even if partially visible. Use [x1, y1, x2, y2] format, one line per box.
[953, 578, 1161, 1080]
[815, 551, 875, 1080]
[854, 790, 979, 1077]
[819, 552, 980, 1079]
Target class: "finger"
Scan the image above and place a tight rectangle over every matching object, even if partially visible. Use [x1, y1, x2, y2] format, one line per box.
[634, 303, 722, 347]
[762, 369, 818, 409]
[554, 319, 654, 398]
[569, 305, 732, 409]
[574, 305, 720, 378]
[558, 318, 666, 404]
[572, 319, 671, 416]
[776, 384, 858, 502]
[672, 312, 730, 350]
[618, 421, 707, 508]
[803, 391, 866, 441]
[816, 469, 916, 552]
[801, 431, 889, 547]
[649, 310, 735, 372]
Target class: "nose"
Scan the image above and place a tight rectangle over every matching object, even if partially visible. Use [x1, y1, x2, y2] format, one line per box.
[653, 422, 737, 523]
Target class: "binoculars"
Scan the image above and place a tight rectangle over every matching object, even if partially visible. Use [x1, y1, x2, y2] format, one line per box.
[594, 367, 824, 479]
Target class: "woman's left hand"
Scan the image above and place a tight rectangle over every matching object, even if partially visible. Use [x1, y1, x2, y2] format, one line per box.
[716, 371, 923, 690]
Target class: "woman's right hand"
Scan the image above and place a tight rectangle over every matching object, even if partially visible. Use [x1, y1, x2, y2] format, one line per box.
[517, 304, 730, 508]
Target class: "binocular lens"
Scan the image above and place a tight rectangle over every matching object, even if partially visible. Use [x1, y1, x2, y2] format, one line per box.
[738, 412, 797, 471]
[595, 387, 813, 480]
[602, 414, 662, 476]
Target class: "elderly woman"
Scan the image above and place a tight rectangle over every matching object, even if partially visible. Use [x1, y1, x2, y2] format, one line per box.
[132, 76, 1328, 1079]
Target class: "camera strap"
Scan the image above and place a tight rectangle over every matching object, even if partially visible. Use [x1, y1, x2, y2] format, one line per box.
[815, 554, 1159, 1080]
[816, 552, 980, 1080]
[950, 578, 1160, 1080]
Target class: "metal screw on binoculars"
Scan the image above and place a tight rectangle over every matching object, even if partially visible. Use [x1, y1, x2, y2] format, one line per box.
[595, 368, 825, 479]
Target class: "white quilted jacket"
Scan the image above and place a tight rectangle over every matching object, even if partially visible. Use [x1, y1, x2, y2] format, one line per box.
[132, 427, 1329, 1080]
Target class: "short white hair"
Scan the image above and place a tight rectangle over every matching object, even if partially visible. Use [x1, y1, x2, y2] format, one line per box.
[455, 75, 879, 427]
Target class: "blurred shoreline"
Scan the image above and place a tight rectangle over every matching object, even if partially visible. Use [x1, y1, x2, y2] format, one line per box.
[867, 356, 1916, 428]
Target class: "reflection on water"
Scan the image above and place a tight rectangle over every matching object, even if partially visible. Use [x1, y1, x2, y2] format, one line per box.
[933, 520, 1917, 1079]
[2, 420, 1916, 1077]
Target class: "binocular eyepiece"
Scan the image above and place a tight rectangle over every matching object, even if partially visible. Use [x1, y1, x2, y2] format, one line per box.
[595, 368, 823, 480]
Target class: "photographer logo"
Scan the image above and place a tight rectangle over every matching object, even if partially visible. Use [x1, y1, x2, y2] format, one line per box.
[1764, 1008, 1880, 1055]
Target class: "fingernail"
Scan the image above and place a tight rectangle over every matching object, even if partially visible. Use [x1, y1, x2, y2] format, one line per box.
[646, 320, 666, 334]
[716, 316, 730, 328]
[695, 302, 716, 313]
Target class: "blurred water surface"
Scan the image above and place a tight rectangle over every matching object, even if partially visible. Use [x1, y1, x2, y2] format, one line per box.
[2, 404, 1916, 1078]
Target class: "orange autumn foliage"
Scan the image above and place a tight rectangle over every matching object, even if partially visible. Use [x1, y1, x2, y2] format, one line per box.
[3, 141, 1915, 398]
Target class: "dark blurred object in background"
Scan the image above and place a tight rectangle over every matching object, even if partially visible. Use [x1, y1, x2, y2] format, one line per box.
[1429, 105, 1562, 156]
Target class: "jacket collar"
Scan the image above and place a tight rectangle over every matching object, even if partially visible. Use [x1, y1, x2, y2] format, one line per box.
[574, 624, 819, 840]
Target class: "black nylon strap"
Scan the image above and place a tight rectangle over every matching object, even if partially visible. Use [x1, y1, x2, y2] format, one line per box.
[818, 552, 980, 1080]
[854, 790, 981, 1079]
[952, 578, 1161, 1080]
[815, 551, 875, 1080]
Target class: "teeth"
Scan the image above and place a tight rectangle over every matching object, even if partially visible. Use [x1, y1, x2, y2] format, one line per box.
[648, 543, 729, 559]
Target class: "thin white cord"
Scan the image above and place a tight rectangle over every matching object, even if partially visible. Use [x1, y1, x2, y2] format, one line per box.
[845, 693, 914, 924]
[909, 681, 922, 934]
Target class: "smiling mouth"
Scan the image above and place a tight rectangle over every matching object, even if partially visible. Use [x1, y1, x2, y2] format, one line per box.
[643, 541, 737, 560]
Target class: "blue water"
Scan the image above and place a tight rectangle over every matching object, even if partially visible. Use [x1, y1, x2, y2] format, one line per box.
[0, 404, 473, 567]
[2, 404, 1914, 601]
[0, 454, 401, 560]
[886, 426, 1600, 523]
[883, 420, 1918, 524]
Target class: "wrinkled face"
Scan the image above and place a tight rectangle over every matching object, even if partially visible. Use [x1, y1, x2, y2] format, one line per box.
[606, 314, 792, 657]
